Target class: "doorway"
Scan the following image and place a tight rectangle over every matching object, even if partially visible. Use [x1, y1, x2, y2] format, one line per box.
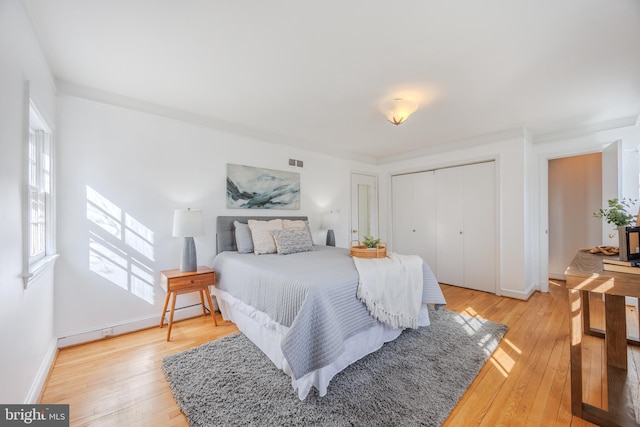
[548, 153, 602, 279]
[350, 173, 378, 244]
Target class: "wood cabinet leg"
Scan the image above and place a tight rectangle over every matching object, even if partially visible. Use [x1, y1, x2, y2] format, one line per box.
[205, 288, 218, 326]
[167, 292, 177, 342]
[160, 292, 170, 327]
[581, 290, 591, 333]
[569, 289, 583, 418]
[199, 290, 207, 316]
[605, 294, 628, 370]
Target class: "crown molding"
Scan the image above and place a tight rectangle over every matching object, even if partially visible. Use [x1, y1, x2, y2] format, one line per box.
[531, 115, 639, 144]
[377, 127, 526, 165]
[55, 80, 379, 165]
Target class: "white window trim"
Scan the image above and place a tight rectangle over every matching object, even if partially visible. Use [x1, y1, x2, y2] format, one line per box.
[23, 82, 58, 289]
[24, 254, 60, 287]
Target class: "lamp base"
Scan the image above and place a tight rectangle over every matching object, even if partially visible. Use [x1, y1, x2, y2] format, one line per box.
[180, 236, 197, 272]
[326, 229, 335, 247]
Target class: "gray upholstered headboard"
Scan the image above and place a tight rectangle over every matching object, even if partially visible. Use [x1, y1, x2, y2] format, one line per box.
[216, 215, 309, 254]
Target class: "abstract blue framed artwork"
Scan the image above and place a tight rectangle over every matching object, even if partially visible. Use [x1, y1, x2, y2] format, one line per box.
[226, 164, 300, 209]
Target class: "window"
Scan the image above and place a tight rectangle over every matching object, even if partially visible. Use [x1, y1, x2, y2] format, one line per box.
[23, 98, 56, 287]
[28, 126, 50, 262]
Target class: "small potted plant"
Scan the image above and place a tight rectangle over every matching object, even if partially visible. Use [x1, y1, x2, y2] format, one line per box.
[593, 198, 639, 260]
[350, 236, 387, 258]
[362, 235, 382, 249]
[593, 198, 638, 228]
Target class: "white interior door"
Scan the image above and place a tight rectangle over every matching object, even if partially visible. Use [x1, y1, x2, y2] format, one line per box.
[602, 141, 622, 245]
[351, 173, 378, 244]
[602, 140, 638, 308]
[463, 162, 496, 293]
[436, 166, 464, 286]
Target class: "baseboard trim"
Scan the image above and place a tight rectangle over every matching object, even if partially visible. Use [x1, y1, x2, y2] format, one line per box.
[57, 304, 210, 348]
[500, 285, 536, 301]
[25, 338, 58, 404]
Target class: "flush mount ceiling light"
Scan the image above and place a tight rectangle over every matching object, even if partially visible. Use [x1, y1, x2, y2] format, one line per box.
[383, 98, 419, 125]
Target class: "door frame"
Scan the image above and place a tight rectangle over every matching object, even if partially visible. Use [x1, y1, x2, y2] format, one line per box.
[350, 172, 378, 244]
[534, 141, 620, 288]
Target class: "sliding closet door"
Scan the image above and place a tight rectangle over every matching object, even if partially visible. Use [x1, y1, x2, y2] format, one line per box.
[391, 172, 437, 269]
[392, 174, 416, 254]
[393, 163, 496, 293]
[462, 162, 496, 293]
[412, 171, 437, 268]
[435, 166, 464, 286]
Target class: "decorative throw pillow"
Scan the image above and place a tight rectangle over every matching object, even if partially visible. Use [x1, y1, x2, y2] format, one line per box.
[282, 219, 306, 230]
[248, 219, 283, 254]
[272, 229, 314, 255]
[233, 221, 253, 254]
[282, 219, 314, 245]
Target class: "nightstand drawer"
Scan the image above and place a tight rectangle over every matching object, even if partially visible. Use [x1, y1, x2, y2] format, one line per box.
[169, 272, 215, 291]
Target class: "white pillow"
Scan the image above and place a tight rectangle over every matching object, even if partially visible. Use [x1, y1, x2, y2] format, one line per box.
[233, 221, 253, 254]
[282, 219, 306, 230]
[248, 219, 283, 254]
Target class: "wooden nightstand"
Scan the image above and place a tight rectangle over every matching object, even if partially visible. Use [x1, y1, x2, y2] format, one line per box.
[160, 266, 217, 341]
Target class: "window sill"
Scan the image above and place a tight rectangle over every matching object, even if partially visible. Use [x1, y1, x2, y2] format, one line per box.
[24, 254, 59, 289]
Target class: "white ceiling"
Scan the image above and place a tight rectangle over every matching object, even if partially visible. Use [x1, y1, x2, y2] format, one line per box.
[24, 0, 640, 163]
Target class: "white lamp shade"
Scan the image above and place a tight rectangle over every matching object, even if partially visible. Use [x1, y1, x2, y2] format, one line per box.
[322, 211, 340, 229]
[382, 98, 418, 125]
[172, 209, 204, 237]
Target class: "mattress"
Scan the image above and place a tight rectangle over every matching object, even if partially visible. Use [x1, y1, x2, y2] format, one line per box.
[212, 245, 446, 399]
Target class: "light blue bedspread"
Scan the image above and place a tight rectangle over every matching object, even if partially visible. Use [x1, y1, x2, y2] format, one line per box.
[212, 246, 445, 380]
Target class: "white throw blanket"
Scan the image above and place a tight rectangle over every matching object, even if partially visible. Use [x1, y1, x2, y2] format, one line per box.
[353, 253, 424, 329]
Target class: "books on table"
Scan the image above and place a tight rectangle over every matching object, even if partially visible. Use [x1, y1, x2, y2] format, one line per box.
[602, 258, 640, 274]
[603, 257, 640, 267]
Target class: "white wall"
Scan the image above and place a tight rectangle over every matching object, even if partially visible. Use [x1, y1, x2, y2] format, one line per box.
[0, 0, 58, 403]
[55, 95, 376, 344]
[533, 122, 640, 285]
[379, 132, 532, 299]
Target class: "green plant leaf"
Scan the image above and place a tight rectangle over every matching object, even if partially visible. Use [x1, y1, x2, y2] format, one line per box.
[362, 235, 381, 248]
[592, 197, 638, 227]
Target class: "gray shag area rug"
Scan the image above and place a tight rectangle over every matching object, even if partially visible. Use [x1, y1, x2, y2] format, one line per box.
[162, 307, 508, 427]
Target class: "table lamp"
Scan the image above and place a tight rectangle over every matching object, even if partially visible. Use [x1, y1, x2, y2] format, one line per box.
[172, 208, 204, 272]
[322, 210, 340, 246]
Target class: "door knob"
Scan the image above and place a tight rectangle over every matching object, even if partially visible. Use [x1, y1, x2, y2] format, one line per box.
[352, 229, 358, 233]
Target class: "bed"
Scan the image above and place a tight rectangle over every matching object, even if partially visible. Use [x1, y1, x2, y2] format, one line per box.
[211, 215, 446, 399]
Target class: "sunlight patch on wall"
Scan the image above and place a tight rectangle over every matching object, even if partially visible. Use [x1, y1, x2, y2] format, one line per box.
[131, 261, 154, 302]
[125, 214, 154, 261]
[89, 233, 127, 290]
[86, 185, 155, 304]
[87, 186, 122, 238]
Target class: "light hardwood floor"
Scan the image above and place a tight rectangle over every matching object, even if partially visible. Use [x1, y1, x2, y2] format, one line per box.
[41, 281, 634, 426]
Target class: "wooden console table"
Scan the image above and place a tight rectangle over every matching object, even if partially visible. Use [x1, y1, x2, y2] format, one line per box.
[565, 251, 640, 427]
